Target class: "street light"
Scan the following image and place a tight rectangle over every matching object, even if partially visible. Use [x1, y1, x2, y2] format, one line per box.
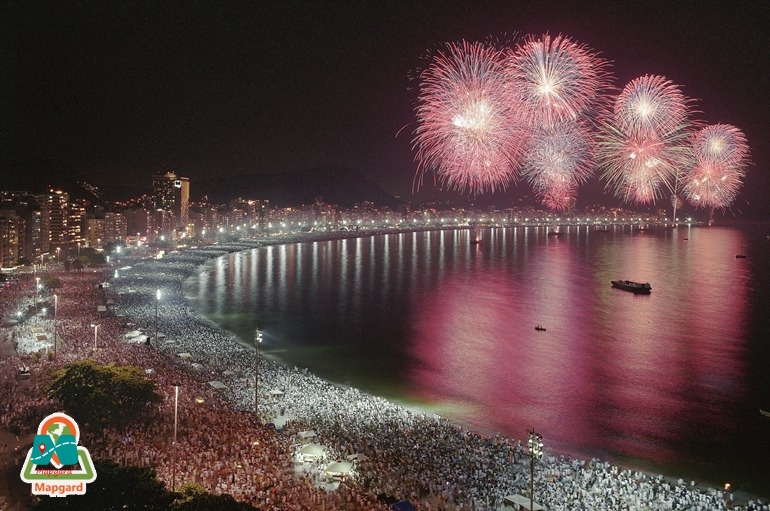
[90, 323, 99, 353]
[35, 276, 40, 317]
[155, 289, 161, 347]
[254, 328, 263, 415]
[56, 247, 60, 264]
[172, 384, 179, 492]
[53, 294, 58, 358]
[527, 428, 544, 511]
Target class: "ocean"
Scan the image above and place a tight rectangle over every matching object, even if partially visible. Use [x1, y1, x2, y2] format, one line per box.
[184, 223, 770, 498]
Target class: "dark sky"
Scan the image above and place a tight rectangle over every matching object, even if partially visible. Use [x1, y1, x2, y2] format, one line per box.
[2, 1, 769, 215]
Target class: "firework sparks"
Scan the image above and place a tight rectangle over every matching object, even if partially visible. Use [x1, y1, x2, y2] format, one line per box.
[412, 41, 528, 194]
[505, 33, 612, 126]
[612, 75, 690, 135]
[522, 121, 595, 210]
[598, 75, 694, 204]
[683, 124, 750, 209]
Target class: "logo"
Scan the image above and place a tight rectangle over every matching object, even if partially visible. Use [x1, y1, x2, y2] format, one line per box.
[20, 412, 97, 497]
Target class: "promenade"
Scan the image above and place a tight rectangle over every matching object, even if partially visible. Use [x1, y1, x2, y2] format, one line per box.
[1, 234, 767, 510]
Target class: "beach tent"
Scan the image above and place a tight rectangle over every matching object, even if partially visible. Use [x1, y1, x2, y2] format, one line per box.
[178, 352, 193, 359]
[346, 453, 369, 462]
[298, 430, 317, 441]
[124, 330, 143, 339]
[269, 389, 284, 396]
[207, 380, 227, 390]
[298, 443, 325, 461]
[223, 370, 236, 377]
[324, 461, 352, 479]
[503, 494, 545, 511]
[191, 363, 204, 371]
[270, 415, 293, 430]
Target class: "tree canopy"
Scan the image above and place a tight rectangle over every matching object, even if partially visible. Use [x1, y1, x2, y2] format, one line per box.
[47, 360, 162, 428]
[33, 459, 173, 511]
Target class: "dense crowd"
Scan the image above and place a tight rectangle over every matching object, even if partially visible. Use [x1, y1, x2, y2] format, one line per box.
[1, 235, 768, 510]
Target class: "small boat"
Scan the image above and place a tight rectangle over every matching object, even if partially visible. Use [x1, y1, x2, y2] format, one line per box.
[735, 253, 747, 259]
[469, 226, 482, 245]
[535, 325, 546, 332]
[611, 280, 652, 294]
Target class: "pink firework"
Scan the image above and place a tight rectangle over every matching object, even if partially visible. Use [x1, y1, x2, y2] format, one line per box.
[598, 75, 694, 204]
[683, 124, 750, 209]
[412, 41, 528, 194]
[612, 75, 690, 136]
[505, 33, 612, 126]
[598, 125, 694, 204]
[691, 123, 749, 167]
[522, 120, 596, 210]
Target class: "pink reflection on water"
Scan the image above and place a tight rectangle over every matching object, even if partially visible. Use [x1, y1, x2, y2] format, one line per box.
[407, 227, 749, 467]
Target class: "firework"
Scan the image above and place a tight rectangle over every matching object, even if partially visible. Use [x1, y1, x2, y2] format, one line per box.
[598, 76, 694, 204]
[612, 75, 690, 136]
[522, 120, 595, 210]
[412, 41, 528, 194]
[682, 124, 749, 209]
[505, 33, 612, 126]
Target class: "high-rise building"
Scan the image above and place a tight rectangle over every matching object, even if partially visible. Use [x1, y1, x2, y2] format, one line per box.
[36, 191, 69, 255]
[0, 211, 23, 268]
[151, 171, 189, 231]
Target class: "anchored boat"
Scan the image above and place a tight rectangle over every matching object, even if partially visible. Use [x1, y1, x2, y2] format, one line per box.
[611, 280, 652, 294]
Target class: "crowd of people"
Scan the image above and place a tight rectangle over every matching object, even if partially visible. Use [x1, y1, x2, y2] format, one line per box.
[1, 235, 768, 510]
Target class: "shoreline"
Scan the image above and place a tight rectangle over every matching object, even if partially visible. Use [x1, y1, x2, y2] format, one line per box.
[4, 231, 768, 509]
[163, 233, 768, 506]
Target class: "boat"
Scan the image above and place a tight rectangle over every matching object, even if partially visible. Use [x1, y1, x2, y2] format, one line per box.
[469, 226, 482, 245]
[735, 253, 747, 259]
[611, 280, 652, 294]
[761, 409, 770, 418]
[535, 325, 546, 332]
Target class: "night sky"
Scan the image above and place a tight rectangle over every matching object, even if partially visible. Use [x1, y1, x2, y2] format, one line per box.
[2, 1, 769, 215]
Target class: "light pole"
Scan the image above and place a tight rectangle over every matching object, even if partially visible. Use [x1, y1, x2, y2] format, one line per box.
[527, 428, 544, 511]
[56, 247, 60, 264]
[172, 384, 179, 492]
[155, 289, 161, 347]
[53, 294, 58, 359]
[254, 328, 263, 416]
[90, 323, 99, 353]
[35, 276, 40, 318]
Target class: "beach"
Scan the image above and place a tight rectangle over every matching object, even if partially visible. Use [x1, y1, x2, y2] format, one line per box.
[1, 233, 767, 510]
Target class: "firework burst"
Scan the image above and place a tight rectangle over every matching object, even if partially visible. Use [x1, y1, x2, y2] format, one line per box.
[505, 33, 612, 126]
[683, 124, 750, 209]
[612, 75, 690, 135]
[598, 75, 694, 204]
[412, 41, 528, 194]
[522, 121, 596, 210]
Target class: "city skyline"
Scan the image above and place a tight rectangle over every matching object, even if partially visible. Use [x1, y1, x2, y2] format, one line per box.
[2, 1, 769, 217]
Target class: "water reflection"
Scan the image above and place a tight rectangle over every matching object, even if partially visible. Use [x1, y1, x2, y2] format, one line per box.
[186, 225, 769, 493]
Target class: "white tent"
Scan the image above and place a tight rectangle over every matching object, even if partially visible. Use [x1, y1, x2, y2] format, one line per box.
[298, 443, 325, 461]
[270, 415, 293, 430]
[207, 380, 227, 390]
[178, 352, 193, 359]
[502, 494, 545, 511]
[269, 389, 284, 396]
[324, 461, 353, 478]
[346, 453, 369, 462]
[298, 430, 317, 440]
[191, 363, 204, 371]
[223, 370, 236, 377]
[124, 330, 143, 339]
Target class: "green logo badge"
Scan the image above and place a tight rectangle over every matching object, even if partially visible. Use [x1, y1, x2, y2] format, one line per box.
[20, 412, 97, 496]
